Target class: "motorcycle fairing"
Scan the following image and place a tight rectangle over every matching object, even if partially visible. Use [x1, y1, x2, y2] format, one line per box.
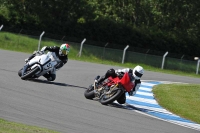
[47, 52, 60, 62]
[29, 54, 50, 66]
[107, 72, 134, 92]
[24, 52, 59, 77]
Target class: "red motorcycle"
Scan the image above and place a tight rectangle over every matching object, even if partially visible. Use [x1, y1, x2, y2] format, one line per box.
[84, 72, 135, 105]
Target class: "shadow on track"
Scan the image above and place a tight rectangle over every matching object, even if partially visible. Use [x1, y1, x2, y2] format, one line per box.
[103, 102, 147, 112]
[27, 79, 151, 115]
[27, 79, 150, 113]
[27, 79, 87, 89]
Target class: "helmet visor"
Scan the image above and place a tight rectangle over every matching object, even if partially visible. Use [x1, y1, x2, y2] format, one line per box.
[135, 71, 143, 78]
[59, 49, 67, 56]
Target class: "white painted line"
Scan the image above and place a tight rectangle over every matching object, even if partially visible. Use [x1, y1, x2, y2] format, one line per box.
[139, 87, 152, 92]
[141, 82, 158, 87]
[134, 108, 200, 131]
[126, 97, 158, 104]
[128, 104, 176, 115]
[168, 120, 200, 131]
[136, 91, 154, 96]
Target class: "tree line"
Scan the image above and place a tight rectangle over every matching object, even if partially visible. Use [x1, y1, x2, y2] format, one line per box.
[0, 0, 199, 59]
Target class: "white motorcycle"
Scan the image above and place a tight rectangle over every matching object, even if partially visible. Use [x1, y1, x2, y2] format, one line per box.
[18, 46, 59, 80]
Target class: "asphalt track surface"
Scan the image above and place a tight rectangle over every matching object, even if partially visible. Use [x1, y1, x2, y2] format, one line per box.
[0, 49, 200, 133]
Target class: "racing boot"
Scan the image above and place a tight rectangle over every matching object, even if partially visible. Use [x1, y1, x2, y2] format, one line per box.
[95, 75, 106, 85]
[43, 72, 56, 81]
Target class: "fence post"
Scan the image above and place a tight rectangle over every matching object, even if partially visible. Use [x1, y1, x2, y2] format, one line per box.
[180, 55, 184, 69]
[61, 36, 65, 43]
[194, 57, 200, 74]
[78, 38, 86, 57]
[37, 31, 45, 51]
[145, 49, 150, 61]
[0, 25, 3, 31]
[17, 29, 23, 47]
[102, 42, 109, 61]
[161, 51, 168, 69]
[197, 60, 200, 75]
[122, 45, 129, 64]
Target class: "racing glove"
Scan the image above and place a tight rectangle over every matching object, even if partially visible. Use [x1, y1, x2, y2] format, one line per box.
[128, 83, 140, 96]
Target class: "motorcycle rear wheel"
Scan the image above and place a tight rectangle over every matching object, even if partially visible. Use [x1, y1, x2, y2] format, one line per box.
[21, 66, 40, 80]
[84, 85, 95, 99]
[99, 88, 123, 105]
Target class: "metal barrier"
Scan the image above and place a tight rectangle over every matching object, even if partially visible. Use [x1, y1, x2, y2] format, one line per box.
[81, 44, 198, 74]
[0, 30, 199, 74]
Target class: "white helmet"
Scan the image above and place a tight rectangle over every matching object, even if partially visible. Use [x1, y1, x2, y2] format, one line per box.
[133, 65, 144, 80]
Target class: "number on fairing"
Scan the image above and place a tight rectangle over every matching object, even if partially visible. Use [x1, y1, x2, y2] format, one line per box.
[44, 63, 52, 70]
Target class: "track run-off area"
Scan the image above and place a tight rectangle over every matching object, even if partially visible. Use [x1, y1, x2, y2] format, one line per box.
[0, 49, 200, 133]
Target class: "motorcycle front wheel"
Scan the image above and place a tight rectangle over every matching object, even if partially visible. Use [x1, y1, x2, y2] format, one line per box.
[99, 88, 123, 105]
[84, 84, 95, 99]
[21, 66, 40, 80]
[18, 68, 23, 77]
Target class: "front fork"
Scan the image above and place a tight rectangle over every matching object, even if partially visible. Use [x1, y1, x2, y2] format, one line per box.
[94, 83, 120, 98]
[21, 63, 29, 76]
[104, 84, 119, 95]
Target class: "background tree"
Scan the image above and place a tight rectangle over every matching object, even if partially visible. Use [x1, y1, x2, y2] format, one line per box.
[0, 0, 199, 58]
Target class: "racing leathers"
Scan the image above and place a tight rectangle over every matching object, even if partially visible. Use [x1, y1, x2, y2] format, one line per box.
[26, 46, 68, 81]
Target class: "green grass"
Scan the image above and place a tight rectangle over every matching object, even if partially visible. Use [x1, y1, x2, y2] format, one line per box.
[0, 31, 200, 132]
[0, 119, 59, 133]
[153, 84, 200, 124]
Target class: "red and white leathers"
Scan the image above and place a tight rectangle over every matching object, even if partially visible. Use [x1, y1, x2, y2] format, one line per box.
[115, 68, 142, 96]
[97, 66, 144, 96]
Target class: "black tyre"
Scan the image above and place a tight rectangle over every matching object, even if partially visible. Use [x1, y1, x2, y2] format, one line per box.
[18, 68, 23, 77]
[99, 88, 123, 105]
[21, 66, 40, 80]
[116, 92, 126, 104]
[84, 85, 95, 99]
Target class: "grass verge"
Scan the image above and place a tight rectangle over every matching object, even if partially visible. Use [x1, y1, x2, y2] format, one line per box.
[0, 118, 59, 133]
[153, 84, 200, 124]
